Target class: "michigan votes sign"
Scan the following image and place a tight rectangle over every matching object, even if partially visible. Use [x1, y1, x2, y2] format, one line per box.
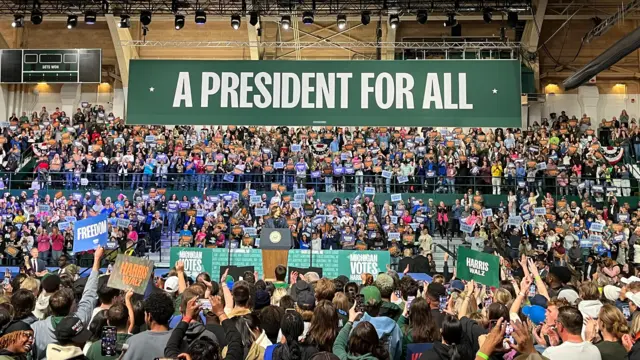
[127, 60, 522, 127]
[73, 213, 108, 253]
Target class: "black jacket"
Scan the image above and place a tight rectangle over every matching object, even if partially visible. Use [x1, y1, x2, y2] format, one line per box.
[165, 319, 243, 360]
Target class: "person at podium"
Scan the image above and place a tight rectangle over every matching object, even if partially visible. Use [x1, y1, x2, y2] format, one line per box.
[265, 206, 287, 228]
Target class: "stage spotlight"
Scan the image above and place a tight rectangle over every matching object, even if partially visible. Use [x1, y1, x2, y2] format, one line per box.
[389, 14, 399, 29]
[281, 15, 291, 30]
[195, 9, 206, 24]
[140, 10, 152, 26]
[416, 10, 427, 24]
[337, 14, 347, 29]
[31, 10, 42, 25]
[231, 14, 240, 29]
[175, 14, 185, 30]
[361, 11, 370, 25]
[483, 8, 492, 23]
[118, 14, 130, 28]
[67, 15, 77, 29]
[302, 11, 314, 25]
[11, 14, 24, 28]
[444, 13, 457, 27]
[85, 10, 96, 24]
[249, 11, 258, 26]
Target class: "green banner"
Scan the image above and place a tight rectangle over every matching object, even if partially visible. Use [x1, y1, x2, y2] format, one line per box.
[456, 246, 500, 287]
[170, 247, 264, 280]
[170, 247, 214, 280]
[127, 60, 521, 127]
[287, 249, 389, 283]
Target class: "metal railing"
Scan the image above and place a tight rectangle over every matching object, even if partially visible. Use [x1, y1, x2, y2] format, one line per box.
[3, 171, 638, 198]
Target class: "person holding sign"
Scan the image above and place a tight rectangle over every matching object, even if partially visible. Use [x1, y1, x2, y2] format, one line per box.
[31, 246, 104, 360]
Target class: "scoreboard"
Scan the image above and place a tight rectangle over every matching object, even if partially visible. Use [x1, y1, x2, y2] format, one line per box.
[0, 49, 101, 83]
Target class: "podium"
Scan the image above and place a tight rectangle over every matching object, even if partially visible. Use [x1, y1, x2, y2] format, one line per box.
[261, 228, 292, 281]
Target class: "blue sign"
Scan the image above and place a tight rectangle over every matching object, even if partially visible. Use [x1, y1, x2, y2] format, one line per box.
[73, 213, 109, 253]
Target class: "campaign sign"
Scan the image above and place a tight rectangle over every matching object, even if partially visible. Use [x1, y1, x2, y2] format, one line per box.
[73, 213, 108, 253]
[534, 207, 546, 216]
[250, 196, 262, 205]
[589, 222, 604, 233]
[482, 208, 493, 217]
[291, 201, 302, 209]
[294, 194, 306, 202]
[456, 246, 500, 287]
[508, 216, 523, 227]
[116, 218, 131, 229]
[107, 254, 154, 295]
[381, 170, 392, 179]
[390, 216, 398, 224]
[196, 209, 206, 217]
[64, 216, 77, 223]
[388, 232, 401, 240]
[460, 222, 474, 234]
[255, 208, 269, 216]
[57, 221, 70, 231]
[364, 187, 375, 195]
[391, 194, 402, 202]
[398, 175, 409, 184]
[38, 204, 50, 213]
[243, 227, 257, 236]
[274, 162, 284, 169]
[291, 144, 301, 152]
[589, 234, 603, 244]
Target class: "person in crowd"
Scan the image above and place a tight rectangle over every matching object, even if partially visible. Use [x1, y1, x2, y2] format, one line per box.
[542, 306, 602, 360]
[332, 303, 390, 360]
[122, 292, 175, 360]
[45, 316, 91, 360]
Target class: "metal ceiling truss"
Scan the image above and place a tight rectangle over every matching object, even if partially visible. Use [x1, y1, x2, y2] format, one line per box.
[0, 0, 531, 16]
[120, 39, 521, 50]
[583, 0, 640, 43]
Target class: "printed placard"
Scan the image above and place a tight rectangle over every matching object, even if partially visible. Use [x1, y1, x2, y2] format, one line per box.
[460, 222, 475, 234]
[38, 204, 50, 213]
[291, 144, 301, 152]
[250, 196, 262, 205]
[294, 194, 306, 202]
[534, 207, 546, 216]
[57, 221, 70, 231]
[196, 209, 206, 217]
[589, 222, 604, 233]
[508, 216, 523, 227]
[398, 175, 409, 184]
[536, 162, 547, 170]
[390, 194, 402, 202]
[92, 190, 101, 196]
[249, 189, 257, 196]
[482, 208, 493, 217]
[223, 174, 234, 182]
[364, 187, 375, 195]
[456, 247, 500, 287]
[589, 234, 603, 244]
[65, 216, 77, 223]
[274, 162, 284, 169]
[409, 223, 419, 231]
[255, 208, 269, 216]
[116, 218, 131, 228]
[381, 170, 392, 179]
[107, 254, 154, 295]
[390, 216, 398, 224]
[243, 227, 257, 236]
[341, 153, 350, 161]
[388, 232, 401, 240]
[311, 171, 321, 178]
[291, 201, 302, 209]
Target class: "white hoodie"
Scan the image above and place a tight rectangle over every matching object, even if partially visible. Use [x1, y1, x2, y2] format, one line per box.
[578, 299, 603, 340]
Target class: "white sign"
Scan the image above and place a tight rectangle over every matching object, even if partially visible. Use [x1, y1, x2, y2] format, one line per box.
[391, 194, 402, 202]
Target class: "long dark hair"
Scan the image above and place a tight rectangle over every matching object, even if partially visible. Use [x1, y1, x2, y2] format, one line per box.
[306, 300, 338, 352]
[188, 336, 221, 360]
[280, 311, 304, 360]
[347, 322, 389, 360]
[405, 297, 440, 343]
[235, 313, 261, 350]
[441, 315, 463, 360]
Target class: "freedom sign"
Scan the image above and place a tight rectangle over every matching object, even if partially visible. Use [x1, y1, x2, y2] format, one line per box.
[127, 60, 522, 127]
[456, 246, 500, 287]
[73, 213, 108, 253]
[107, 254, 154, 295]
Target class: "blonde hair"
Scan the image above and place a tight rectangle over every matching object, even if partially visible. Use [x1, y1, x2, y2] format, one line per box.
[631, 312, 640, 336]
[271, 288, 287, 306]
[431, 275, 445, 284]
[20, 277, 39, 295]
[599, 304, 630, 339]
[579, 282, 600, 301]
[454, 292, 477, 315]
[494, 288, 513, 306]
[332, 292, 350, 313]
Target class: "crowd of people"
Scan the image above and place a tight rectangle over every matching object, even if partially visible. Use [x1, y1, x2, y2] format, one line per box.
[2, 104, 640, 359]
[1, 243, 640, 360]
[0, 106, 638, 199]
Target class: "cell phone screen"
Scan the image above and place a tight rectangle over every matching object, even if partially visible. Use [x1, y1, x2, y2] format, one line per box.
[484, 297, 492, 308]
[198, 299, 212, 310]
[504, 323, 515, 347]
[406, 296, 415, 311]
[439, 296, 448, 312]
[528, 284, 536, 297]
[355, 294, 365, 313]
[623, 305, 631, 319]
[101, 326, 117, 356]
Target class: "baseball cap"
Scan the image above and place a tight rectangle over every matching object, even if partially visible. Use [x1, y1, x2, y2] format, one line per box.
[522, 305, 546, 325]
[360, 286, 382, 305]
[557, 288, 579, 305]
[621, 276, 640, 285]
[255, 290, 271, 311]
[55, 316, 91, 344]
[450, 280, 464, 292]
[297, 291, 316, 311]
[164, 276, 179, 293]
[549, 267, 572, 284]
[427, 283, 446, 299]
[529, 294, 548, 309]
[604, 285, 621, 302]
[627, 292, 640, 308]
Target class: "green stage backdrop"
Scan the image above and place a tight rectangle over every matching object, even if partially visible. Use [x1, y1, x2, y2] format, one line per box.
[127, 60, 522, 127]
[170, 247, 264, 279]
[287, 249, 390, 283]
